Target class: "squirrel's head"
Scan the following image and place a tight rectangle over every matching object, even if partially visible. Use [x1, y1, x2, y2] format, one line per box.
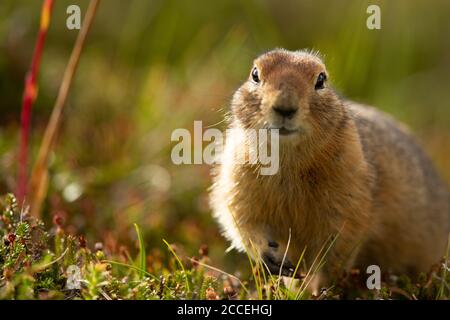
[231, 49, 345, 143]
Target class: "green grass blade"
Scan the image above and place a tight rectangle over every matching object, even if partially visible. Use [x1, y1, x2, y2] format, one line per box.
[134, 223, 146, 279]
[102, 259, 159, 281]
[437, 235, 450, 299]
[163, 239, 191, 293]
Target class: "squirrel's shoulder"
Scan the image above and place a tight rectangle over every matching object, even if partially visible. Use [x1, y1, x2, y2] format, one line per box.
[344, 101, 442, 183]
[344, 101, 411, 137]
[344, 101, 417, 152]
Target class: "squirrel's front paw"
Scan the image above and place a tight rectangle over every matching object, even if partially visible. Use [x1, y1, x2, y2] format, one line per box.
[261, 240, 295, 276]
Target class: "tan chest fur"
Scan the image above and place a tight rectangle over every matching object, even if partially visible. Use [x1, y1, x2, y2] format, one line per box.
[218, 121, 374, 266]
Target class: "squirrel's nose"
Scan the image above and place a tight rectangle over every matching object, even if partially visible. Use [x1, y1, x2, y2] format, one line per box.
[272, 106, 297, 119]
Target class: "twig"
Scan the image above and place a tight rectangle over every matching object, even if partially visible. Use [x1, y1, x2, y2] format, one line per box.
[17, 0, 54, 203]
[186, 257, 249, 295]
[29, 0, 101, 217]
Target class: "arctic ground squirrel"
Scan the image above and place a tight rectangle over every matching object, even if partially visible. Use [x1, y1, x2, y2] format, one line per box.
[210, 49, 450, 283]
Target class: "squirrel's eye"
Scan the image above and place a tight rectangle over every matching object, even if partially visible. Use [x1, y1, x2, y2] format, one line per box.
[315, 72, 327, 90]
[251, 67, 260, 83]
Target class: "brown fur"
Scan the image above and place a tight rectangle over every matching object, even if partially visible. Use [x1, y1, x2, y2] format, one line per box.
[210, 49, 450, 282]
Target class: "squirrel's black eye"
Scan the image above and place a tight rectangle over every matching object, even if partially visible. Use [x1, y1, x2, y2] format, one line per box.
[251, 67, 260, 83]
[315, 72, 327, 90]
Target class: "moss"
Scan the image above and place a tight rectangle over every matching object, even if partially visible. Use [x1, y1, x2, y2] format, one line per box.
[0, 194, 448, 300]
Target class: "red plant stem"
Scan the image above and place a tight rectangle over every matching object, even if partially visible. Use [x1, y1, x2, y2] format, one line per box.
[17, 0, 54, 203]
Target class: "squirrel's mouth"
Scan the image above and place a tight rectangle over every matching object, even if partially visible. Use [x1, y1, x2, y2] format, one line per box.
[269, 127, 299, 136]
[279, 127, 299, 135]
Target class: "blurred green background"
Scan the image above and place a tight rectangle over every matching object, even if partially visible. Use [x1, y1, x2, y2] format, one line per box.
[0, 0, 449, 273]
